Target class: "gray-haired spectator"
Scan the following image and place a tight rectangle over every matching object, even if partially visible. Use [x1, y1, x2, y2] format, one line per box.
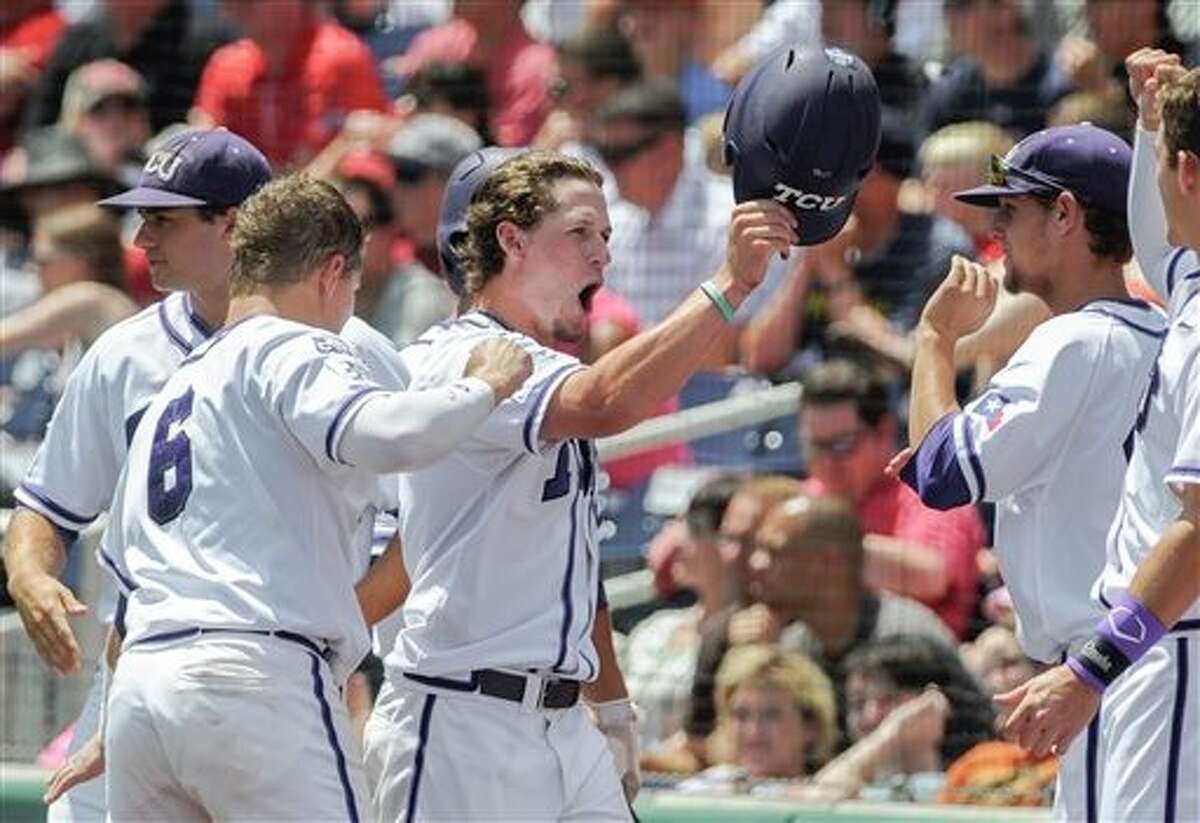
[370, 114, 483, 344]
[58, 59, 150, 183]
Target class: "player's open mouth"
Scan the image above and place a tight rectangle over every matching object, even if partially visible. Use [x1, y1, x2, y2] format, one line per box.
[579, 283, 600, 312]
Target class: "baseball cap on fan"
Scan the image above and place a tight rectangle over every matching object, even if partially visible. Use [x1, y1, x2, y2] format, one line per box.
[97, 127, 271, 210]
[436, 146, 525, 296]
[723, 45, 882, 245]
[953, 123, 1131, 216]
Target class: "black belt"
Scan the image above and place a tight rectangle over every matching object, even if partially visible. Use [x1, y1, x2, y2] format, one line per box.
[132, 626, 332, 661]
[405, 669, 581, 710]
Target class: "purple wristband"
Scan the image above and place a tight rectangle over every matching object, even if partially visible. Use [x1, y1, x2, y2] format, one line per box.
[1101, 592, 1168, 663]
[1067, 592, 1167, 693]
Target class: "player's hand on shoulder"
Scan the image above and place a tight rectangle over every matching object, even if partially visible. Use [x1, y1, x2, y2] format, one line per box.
[7, 570, 87, 675]
[464, 337, 533, 404]
[918, 255, 998, 342]
[725, 199, 798, 291]
[1125, 48, 1183, 131]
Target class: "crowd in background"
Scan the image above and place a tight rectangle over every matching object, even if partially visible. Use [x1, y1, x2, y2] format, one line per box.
[2, 0, 1199, 808]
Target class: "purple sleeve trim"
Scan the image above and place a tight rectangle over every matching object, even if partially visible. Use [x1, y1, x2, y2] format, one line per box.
[14, 484, 96, 530]
[522, 363, 580, 454]
[324, 386, 386, 465]
[900, 412, 974, 509]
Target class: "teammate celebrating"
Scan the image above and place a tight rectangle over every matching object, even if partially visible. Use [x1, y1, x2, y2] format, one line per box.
[97, 174, 530, 821]
[896, 123, 1164, 819]
[360, 148, 795, 820]
[4, 128, 271, 822]
[998, 49, 1199, 822]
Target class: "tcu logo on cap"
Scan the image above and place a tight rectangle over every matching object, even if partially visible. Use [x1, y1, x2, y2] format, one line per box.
[144, 150, 184, 182]
[773, 183, 846, 211]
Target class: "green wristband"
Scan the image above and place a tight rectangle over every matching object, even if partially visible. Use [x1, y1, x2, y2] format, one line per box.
[699, 280, 737, 324]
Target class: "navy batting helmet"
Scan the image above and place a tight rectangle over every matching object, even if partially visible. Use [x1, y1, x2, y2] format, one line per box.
[723, 45, 882, 245]
[436, 146, 525, 296]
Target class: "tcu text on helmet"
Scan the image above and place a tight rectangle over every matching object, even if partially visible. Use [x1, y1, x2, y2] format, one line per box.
[773, 183, 846, 211]
[144, 151, 184, 182]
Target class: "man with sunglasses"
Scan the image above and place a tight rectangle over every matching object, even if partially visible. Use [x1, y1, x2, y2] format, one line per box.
[897, 122, 1165, 821]
[801, 358, 985, 640]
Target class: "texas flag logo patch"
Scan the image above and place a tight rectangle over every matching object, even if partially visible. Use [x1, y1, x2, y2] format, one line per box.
[975, 391, 1010, 433]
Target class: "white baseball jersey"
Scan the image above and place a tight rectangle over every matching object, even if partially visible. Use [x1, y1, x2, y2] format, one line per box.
[15, 292, 215, 624]
[384, 310, 601, 681]
[907, 295, 1165, 662]
[1099, 125, 1200, 625]
[100, 315, 404, 684]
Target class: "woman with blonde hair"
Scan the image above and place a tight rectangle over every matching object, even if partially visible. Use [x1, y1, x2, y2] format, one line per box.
[685, 644, 836, 789]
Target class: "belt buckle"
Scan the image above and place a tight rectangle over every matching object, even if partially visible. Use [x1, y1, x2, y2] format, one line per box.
[537, 676, 554, 710]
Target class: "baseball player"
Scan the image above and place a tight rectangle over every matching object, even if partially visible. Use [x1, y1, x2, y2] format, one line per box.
[3, 128, 274, 822]
[9, 129, 505, 819]
[359, 149, 791, 820]
[998, 50, 1200, 822]
[95, 174, 530, 821]
[896, 123, 1165, 820]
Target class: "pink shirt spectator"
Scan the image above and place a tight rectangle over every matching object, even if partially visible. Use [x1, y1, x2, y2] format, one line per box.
[193, 20, 387, 169]
[805, 475, 984, 638]
[395, 18, 554, 147]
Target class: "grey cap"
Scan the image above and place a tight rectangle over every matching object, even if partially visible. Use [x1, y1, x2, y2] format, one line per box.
[387, 114, 483, 180]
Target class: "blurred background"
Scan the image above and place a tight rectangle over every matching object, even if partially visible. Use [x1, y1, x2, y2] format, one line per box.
[2, 0, 1197, 819]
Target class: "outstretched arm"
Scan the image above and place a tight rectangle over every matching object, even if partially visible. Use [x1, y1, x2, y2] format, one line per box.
[545, 201, 796, 440]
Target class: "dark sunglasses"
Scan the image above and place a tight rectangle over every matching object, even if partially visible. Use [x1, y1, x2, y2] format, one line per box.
[596, 132, 662, 166]
[805, 429, 867, 457]
[90, 94, 145, 115]
[987, 155, 1065, 197]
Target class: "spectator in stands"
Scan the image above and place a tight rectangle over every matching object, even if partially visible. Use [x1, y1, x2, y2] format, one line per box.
[191, 0, 388, 169]
[623, 474, 742, 747]
[819, 0, 925, 115]
[645, 474, 805, 773]
[404, 61, 490, 139]
[1047, 87, 1136, 141]
[1, 204, 132, 445]
[798, 359, 984, 638]
[391, 0, 556, 147]
[375, 114, 481, 342]
[595, 81, 732, 327]
[739, 496, 954, 702]
[707, 0, 821, 87]
[0, 126, 119, 229]
[533, 27, 640, 162]
[743, 112, 974, 372]
[678, 645, 836, 790]
[22, 0, 229, 135]
[925, 0, 1072, 138]
[808, 635, 996, 798]
[0, 1, 67, 158]
[57, 59, 150, 183]
[919, 121, 1015, 265]
[1056, 0, 1187, 99]
[619, 0, 732, 124]
[959, 624, 1035, 696]
[2, 203, 135, 355]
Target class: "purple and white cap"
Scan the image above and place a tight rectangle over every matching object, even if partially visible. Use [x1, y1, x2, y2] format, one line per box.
[954, 123, 1131, 217]
[98, 127, 271, 210]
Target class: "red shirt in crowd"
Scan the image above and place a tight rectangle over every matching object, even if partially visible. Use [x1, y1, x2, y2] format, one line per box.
[192, 20, 387, 169]
[1, 4, 67, 155]
[805, 474, 985, 638]
[396, 18, 554, 147]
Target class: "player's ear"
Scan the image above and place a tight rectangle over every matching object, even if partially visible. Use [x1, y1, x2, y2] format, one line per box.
[495, 221, 526, 261]
[316, 252, 346, 298]
[218, 206, 238, 240]
[1178, 150, 1199, 194]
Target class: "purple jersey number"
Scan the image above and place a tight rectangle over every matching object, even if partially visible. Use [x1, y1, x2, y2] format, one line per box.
[147, 387, 195, 525]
